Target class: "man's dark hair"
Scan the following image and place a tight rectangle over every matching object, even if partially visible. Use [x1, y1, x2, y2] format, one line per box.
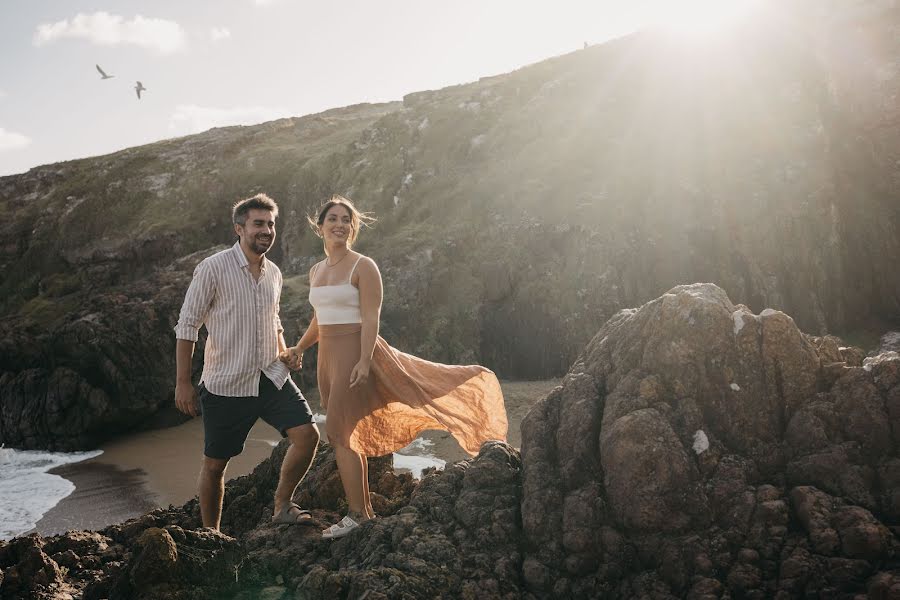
[232, 193, 279, 225]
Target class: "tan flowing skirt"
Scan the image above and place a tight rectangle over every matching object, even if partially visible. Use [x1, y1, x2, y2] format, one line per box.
[316, 323, 508, 457]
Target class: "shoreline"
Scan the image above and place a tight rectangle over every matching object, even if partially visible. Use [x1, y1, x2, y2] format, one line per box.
[31, 379, 559, 537]
[33, 418, 283, 537]
[36, 462, 160, 535]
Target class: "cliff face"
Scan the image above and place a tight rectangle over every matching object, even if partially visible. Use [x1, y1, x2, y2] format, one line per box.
[1, 2, 899, 450]
[1, 284, 897, 599]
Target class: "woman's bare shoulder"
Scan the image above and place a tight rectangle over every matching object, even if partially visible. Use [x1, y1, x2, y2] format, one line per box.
[353, 254, 381, 283]
[352, 253, 378, 269]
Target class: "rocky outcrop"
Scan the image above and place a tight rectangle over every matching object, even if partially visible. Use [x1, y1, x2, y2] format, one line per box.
[0, 441, 519, 599]
[2, 283, 897, 598]
[520, 283, 899, 598]
[0, 250, 213, 451]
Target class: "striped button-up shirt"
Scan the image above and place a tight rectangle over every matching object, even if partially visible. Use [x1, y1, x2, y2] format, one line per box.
[174, 242, 289, 396]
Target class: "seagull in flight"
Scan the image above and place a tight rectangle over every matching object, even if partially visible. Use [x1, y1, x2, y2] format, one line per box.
[95, 64, 114, 79]
[135, 81, 147, 100]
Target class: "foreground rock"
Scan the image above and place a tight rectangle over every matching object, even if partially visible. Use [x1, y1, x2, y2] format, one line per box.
[2, 284, 897, 599]
[521, 283, 899, 598]
[0, 440, 519, 599]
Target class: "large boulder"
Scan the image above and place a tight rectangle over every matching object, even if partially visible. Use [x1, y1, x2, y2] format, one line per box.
[520, 283, 900, 598]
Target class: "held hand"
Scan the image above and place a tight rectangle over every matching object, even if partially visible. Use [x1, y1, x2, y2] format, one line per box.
[175, 382, 199, 417]
[278, 346, 303, 371]
[349, 360, 371, 389]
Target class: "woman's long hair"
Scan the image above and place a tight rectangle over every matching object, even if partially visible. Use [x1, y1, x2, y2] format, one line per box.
[307, 194, 376, 252]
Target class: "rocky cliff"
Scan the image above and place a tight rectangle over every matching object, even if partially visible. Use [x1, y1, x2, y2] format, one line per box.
[1, 1, 899, 451]
[1, 284, 898, 599]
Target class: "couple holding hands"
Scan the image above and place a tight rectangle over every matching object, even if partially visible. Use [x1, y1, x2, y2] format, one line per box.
[174, 193, 507, 539]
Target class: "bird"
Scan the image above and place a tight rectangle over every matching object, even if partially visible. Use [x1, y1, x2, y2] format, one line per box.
[135, 81, 147, 100]
[95, 64, 114, 79]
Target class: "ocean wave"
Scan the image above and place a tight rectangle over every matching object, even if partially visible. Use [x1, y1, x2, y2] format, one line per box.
[0, 446, 103, 541]
[393, 437, 445, 478]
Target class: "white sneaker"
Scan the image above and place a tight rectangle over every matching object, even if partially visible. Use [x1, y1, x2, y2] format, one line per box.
[321, 515, 360, 539]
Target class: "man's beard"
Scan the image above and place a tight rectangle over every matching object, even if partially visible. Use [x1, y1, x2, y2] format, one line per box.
[251, 235, 272, 254]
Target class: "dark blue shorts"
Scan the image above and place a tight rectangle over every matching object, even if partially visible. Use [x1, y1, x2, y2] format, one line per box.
[199, 374, 314, 459]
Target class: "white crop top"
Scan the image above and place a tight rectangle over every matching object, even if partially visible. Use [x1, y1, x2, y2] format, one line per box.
[308, 256, 363, 325]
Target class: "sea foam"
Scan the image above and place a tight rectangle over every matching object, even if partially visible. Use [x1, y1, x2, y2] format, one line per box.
[393, 437, 446, 478]
[0, 446, 102, 541]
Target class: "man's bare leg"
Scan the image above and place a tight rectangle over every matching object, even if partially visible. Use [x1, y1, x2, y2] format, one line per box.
[273, 423, 320, 516]
[199, 456, 229, 530]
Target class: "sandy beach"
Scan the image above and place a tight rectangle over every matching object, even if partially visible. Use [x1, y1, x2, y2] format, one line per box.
[33, 379, 559, 536]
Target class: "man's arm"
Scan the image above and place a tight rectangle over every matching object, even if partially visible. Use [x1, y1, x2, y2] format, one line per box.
[173, 260, 215, 417]
[274, 268, 286, 351]
[175, 339, 199, 416]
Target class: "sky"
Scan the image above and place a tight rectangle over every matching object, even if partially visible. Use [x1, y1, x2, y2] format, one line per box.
[0, 1, 737, 176]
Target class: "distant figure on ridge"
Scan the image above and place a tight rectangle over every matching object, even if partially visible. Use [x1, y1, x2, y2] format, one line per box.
[174, 194, 320, 530]
[95, 64, 114, 79]
[280, 195, 508, 539]
[135, 81, 146, 99]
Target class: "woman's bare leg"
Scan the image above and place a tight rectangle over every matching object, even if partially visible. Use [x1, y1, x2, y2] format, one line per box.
[334, 444, 372, 522]
[360, 454, 375, 518]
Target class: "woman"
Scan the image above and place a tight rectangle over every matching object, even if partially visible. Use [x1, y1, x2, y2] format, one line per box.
[280, 195, 508, 539]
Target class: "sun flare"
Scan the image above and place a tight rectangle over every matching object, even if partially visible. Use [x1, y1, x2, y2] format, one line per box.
[648, 0, 762, 36]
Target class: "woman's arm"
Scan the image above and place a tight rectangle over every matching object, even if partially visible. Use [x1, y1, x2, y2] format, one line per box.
[279, 266, 321, 370]
[297, 313, 320, 352]
[279, 313, 319, 370]
[350, 257, 383, 388]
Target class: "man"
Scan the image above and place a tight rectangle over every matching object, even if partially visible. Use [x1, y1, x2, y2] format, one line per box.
[174, 193, 319, 530]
